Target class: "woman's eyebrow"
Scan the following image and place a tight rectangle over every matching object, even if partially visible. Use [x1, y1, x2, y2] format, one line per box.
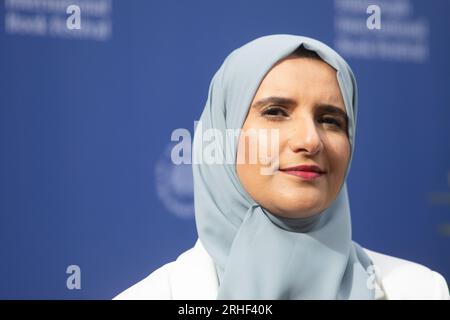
[251, 97, 348, 120]
[251, 96, 297, 109]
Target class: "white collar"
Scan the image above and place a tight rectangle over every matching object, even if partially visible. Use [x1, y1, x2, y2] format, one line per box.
[170, 239, 386, 299]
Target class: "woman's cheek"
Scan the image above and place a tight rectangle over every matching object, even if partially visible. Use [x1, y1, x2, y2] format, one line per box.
[256, 128, 281, 176]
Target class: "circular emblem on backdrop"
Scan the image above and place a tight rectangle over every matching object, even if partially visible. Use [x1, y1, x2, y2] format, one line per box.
[155, 142, 194, 219]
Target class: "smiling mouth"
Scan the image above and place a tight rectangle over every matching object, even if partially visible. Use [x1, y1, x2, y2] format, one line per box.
[279, 170, 325, 181]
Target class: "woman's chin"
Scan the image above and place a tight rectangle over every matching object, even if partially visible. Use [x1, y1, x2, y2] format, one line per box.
[269, 199, 326, 219]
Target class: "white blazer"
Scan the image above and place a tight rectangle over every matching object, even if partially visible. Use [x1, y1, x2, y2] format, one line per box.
[114, 239, 449, 300]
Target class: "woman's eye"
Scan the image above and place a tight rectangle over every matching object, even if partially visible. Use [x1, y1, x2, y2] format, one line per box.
[261, 107, 289, 119]
[319, 117, 342, 128]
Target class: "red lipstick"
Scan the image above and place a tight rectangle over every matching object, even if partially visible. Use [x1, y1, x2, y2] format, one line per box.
[279, 164, 326, 181]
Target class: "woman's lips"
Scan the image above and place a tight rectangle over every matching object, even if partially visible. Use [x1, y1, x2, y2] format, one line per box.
[280, 170, 324, 181]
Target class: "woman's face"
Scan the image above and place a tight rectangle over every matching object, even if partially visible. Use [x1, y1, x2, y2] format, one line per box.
[236, 55, 351, 218]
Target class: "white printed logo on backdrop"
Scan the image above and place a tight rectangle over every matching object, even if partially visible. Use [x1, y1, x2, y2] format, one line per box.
[334, 0, 430, 62]
[427, 171, 450, 237]
[155, 142, 195, 219]
[4, 0, 112, 41]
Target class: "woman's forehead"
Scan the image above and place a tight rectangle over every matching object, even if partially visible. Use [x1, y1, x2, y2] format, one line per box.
[254, 57, 345, 110]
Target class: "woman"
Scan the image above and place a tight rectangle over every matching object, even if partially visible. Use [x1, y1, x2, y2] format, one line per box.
[115, 34, 449, 300]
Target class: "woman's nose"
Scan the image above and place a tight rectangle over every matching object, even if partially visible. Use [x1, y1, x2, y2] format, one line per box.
[287, 117, 323, 157]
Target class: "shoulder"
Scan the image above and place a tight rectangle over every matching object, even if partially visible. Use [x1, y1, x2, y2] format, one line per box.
[114, 241, 449, 300]
[363, 247, 449, 300]
[113, 240, 218, 300]
[113, 261, 175, 300]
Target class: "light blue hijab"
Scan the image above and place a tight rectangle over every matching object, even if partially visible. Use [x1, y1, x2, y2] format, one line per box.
[192, 34, 375, 299]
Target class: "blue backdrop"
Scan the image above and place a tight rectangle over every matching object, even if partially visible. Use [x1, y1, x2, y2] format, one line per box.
[1, 0, 449, 299]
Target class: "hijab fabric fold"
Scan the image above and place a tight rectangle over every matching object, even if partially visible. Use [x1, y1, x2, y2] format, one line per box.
[192, 34, 374, 299]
